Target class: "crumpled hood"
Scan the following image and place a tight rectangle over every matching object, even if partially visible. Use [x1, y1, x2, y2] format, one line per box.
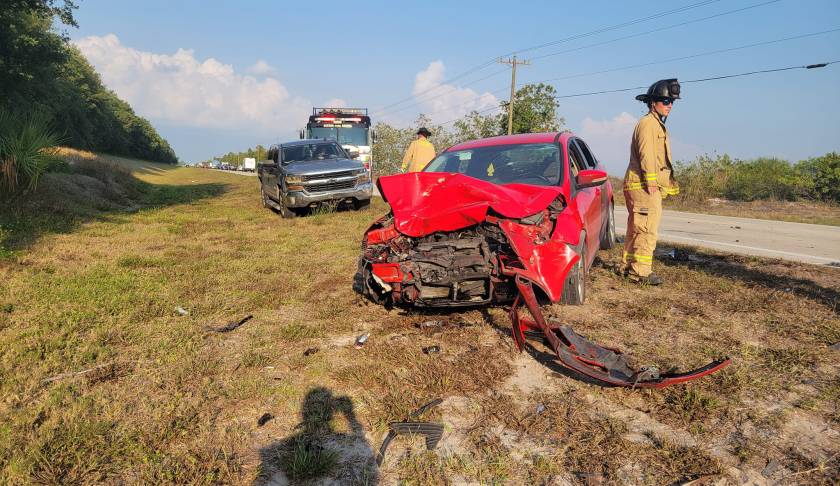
[377, 172, 564, 237]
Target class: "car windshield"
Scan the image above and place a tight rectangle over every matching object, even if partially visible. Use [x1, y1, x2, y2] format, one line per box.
[310, 126, 369, 147]
[423, 143, 562, 186]
[281, 143, 345, 163]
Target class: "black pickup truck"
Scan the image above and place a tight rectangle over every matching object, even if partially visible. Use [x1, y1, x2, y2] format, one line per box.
[259, 139, 373, 217]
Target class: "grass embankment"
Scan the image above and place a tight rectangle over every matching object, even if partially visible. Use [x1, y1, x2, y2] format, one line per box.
[1, 152, 838, 484]
[609, 176, 840, 226]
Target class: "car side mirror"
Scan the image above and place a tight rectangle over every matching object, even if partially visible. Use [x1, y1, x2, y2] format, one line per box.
[299, 129, 304, 140]
[576, 169, 608, 189]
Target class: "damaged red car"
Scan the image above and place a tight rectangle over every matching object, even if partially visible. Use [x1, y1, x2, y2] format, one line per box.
[354, 132, 729, 388]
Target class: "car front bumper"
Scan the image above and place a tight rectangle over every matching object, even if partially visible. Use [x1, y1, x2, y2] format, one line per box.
[283, 183, 373, 208]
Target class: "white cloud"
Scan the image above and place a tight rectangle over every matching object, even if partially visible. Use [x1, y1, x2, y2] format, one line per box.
[247, 59, 276, 76]
[74, 34, 310, 135]
[577, 112, 637, 175]
[411, 61, 499, 123]
[323, 98, 347, 108]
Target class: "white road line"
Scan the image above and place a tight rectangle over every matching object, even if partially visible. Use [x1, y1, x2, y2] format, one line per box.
[616, 225, 837, 264]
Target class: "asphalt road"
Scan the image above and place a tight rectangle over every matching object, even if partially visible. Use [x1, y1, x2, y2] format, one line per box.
[615, 206, 840, 266]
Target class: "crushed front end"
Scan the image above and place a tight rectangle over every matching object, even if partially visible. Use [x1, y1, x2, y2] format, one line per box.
[354, 172, 730, 388]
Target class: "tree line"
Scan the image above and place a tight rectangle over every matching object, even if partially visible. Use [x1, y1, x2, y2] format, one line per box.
[1, 1, 178, 169]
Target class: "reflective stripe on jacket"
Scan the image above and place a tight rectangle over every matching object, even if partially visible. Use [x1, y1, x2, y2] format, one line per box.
[401, 139, 436, 173]
[623, 111, 680, 198]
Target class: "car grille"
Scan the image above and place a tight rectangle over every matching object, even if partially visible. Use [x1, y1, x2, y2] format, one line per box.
[302, 170, 357, 182]
[306, 179, 356, 193]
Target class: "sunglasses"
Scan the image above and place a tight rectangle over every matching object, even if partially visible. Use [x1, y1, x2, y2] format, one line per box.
[659, 98, 675, 106]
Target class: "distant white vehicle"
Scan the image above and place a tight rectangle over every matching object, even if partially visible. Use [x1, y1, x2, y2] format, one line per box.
[243, 157, 257, 172]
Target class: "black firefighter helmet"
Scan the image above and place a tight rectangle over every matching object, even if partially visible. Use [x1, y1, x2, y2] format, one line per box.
[636, 78, 681, 103]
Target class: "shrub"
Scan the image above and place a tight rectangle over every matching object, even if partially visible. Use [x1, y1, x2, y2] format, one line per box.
[722, 157, 808, 202]
[796, 152, 840, 203]
[0, 111, 63, 194]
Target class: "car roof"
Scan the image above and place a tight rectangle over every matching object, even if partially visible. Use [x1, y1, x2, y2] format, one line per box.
[446, 132, 573, 152]
[280, 139, 339, 147]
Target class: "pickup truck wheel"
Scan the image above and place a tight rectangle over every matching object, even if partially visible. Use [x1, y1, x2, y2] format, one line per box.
[561, 235, 586, 305]
[278, 203, 297, 219]
[353, 199, 371, 211]
[600, 201, 616, 250]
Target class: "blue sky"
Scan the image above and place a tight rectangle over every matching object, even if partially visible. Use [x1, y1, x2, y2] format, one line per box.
[70, 0, 840, 173]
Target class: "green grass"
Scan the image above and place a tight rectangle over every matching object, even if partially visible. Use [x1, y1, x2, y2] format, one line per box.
[0, 151, 838, 483]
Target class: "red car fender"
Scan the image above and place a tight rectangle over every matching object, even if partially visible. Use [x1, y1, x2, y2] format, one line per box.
[552, 202, 583, 247]
[498, 219, 580, 303]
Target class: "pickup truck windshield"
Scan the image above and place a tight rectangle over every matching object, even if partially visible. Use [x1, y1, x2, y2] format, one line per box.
[423, 143, 562, 186]
[282, 143, 345, 164]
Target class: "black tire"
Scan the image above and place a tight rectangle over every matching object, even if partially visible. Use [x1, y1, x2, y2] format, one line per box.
[261, 188, 269, 208]
[354, 199, 371, 211]
[278, 203, 297, 219]
[561, 236, 586, 305]
[600, 200, 617, 250]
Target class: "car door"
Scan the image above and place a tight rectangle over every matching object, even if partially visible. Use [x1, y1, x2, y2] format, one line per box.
[567, 139, 600, 267]
[574, 138, 611, 238]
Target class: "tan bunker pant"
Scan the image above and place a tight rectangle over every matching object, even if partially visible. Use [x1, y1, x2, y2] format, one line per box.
[622, 191, 662, 277]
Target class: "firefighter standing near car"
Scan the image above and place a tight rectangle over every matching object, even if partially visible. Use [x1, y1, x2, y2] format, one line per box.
[622, 79, 681, 285]
[401, 127, 436, 172]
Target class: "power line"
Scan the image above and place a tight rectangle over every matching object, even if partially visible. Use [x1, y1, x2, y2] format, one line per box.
[538, 27, 840, 84]
[373, 0, 723, 114]
[530, 0, 781, 62]
[433, 60, 837, 127]
[373, 0, 782, 120]
[418, 26, 840, 124]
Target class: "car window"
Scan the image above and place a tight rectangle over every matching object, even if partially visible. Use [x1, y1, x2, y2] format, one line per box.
[567, 141, 586, 177]
[423, 143, 562, 186]
[574, 139, 598, 168]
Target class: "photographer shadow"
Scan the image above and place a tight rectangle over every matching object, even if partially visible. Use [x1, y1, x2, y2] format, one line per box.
[257, 387, 378, 485]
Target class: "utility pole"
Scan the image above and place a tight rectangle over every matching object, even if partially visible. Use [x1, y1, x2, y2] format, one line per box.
[498, 55, 530, 135]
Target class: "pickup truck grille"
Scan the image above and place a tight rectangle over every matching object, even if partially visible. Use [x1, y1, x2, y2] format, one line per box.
[302, 170, 357, 182]
[306, 179, 356, 193]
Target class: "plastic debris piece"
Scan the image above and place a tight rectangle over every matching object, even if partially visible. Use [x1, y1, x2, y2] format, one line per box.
[535, 403, 545, 415]
[422, 345, 441, 354]
[208, 315, 253, 333]
[257, 413, 274, 426]
[175, 306, 189, 316]
[355, 333, 369, 348]
[303, 347, 319, 356]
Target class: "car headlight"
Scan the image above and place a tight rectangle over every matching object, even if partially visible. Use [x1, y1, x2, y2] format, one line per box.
[285, 175, 304, 184]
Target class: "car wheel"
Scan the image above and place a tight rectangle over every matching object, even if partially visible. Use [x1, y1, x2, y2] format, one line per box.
[354, 199, 371, 211]
[600, 201, 616, 250]
[561, 236, 586, 305]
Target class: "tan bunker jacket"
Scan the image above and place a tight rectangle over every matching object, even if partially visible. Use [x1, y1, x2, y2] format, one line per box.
[623, 111, 679, 198]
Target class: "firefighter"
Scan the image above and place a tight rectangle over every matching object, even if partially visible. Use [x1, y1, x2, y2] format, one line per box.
[622, 79, 681, 285]
[401, 127, 436, 172]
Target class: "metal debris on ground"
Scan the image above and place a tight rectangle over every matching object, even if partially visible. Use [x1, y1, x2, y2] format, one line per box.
[422, 345, 440, 354]
[303, 347, 319, 356]
[175, 306, 189, 316]
[376, 398, 444, 466]
[417, 320, 445, 329]
[257, 413, 274, 426]
[207, 314, 253, 333]
[354, 333, 369, 348]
